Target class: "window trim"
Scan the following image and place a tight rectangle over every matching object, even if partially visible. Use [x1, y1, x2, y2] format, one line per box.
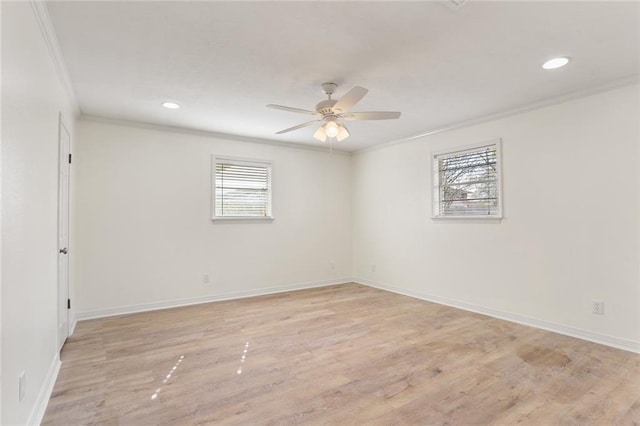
[431, 138, 503, 220]
[211, 155, 274, 221]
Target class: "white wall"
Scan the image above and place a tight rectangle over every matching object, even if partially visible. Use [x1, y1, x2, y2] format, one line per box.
[352, 84, 640, 351]
[1, 2, 76, 424]
[74, 119, 352, 316]
[76, 86, 639, 353]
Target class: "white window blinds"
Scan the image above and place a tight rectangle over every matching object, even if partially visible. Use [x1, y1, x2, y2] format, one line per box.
[214, 158, 272, 219]
[432, 140, 502, 218]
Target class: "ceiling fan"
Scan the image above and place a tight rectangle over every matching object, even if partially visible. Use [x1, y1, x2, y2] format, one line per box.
[267, 83, 401, 143]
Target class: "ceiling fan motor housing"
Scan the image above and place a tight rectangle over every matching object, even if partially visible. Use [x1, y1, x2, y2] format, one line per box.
[315, 99, 338, 116]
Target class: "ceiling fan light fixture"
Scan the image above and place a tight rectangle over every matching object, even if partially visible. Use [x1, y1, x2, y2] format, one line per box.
[336, 124, 350, 142]
[325, 120, 339, 138]
[313, 126, 327, 142]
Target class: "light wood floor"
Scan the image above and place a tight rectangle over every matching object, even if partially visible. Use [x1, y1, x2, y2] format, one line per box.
[43, 283, 639, 425]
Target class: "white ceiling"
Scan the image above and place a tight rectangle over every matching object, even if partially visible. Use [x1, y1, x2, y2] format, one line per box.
[47, 1, 639, 152]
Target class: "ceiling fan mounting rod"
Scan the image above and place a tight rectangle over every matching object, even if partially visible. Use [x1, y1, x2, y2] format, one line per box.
[321, 82, 338, 98]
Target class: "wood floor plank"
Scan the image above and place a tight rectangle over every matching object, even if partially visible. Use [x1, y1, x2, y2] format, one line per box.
[42, 283, 640, 425]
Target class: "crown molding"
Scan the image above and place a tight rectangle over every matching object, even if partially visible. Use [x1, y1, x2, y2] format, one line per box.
[29, 0, 80, 114]
[79, 114, 352, 156]
[354, 75, 640, 155]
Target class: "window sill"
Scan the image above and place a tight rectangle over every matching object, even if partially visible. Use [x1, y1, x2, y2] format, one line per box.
[431, 215, 502, 223]
[212, 216, 275, 223]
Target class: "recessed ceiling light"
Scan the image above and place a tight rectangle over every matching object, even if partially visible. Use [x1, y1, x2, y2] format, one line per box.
[162, 102, 180, 109]
[542, 57, 570, 70]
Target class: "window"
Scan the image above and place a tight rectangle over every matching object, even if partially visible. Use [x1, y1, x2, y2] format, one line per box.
[213, 157, 273, 220]
[432, 139, 502, 219]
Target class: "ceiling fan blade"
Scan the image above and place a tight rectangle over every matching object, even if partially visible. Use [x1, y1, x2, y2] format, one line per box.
[342, 111, 401, 120]
[332, 86, 368, 113]
[267, 104, 321, 116]
[275, 120, 322, 134]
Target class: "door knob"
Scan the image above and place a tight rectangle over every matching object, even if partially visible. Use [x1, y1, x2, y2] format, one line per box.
[59, 247, 68, 254]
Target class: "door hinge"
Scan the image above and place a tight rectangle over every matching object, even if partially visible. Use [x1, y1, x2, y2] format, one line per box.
[68, 153, 72, 164]
[67, 299, 71, 309]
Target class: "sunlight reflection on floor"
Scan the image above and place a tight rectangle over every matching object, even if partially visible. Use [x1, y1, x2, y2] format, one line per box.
[236, 342, 250, 375]
[151, 355, 184, 400]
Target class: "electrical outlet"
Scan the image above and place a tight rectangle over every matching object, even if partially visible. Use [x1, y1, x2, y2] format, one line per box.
[371, 264, 377, 273]
[203, 273, 210, 284]
[19, 371, 26, 402]
[592, 300, 604, 315]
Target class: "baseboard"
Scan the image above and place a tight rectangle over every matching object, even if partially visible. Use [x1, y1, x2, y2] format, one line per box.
[27, 353, 61, 426]
[76, 278, 351, 321]
[355, 278, 640, 354]
[69, 318, 77, 336]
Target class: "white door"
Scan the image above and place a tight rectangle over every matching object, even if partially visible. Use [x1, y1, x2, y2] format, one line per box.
[57, 116, 71, 351]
